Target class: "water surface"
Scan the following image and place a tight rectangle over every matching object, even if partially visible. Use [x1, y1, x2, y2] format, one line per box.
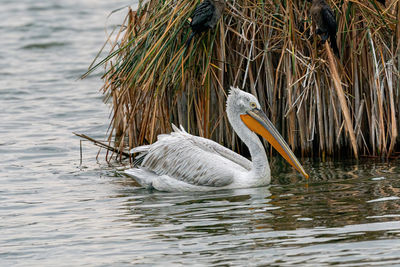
[1, 0, 400, 266]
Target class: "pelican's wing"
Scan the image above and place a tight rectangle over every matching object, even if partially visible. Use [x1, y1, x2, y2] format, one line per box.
[178, 126, 252, 171]
[132, 125, 250, 187]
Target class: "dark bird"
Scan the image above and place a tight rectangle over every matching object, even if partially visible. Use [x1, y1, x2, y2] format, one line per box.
[186, 0, 226, 48]
[377, 0, 385, 5]
[308, 0, 340, 57]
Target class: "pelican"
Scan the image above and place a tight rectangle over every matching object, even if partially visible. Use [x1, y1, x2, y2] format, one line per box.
[125, 87, 309, 191]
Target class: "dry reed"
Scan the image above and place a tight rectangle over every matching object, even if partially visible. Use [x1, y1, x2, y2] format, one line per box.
[84, 0, 400, 160]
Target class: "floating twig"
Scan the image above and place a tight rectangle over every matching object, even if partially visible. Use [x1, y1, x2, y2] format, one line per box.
[73, 132, 131, 158]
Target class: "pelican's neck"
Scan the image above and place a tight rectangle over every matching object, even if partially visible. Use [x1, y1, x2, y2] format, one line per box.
[228, 112, 270, 180]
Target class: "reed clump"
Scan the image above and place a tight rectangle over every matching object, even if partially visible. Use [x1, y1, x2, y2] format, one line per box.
[84, 0, 400, 160]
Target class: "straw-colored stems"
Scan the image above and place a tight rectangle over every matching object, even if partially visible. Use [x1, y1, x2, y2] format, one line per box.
[325, 42, 358, 159]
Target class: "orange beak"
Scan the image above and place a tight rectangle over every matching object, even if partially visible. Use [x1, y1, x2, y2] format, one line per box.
[240, 108, 309, 179]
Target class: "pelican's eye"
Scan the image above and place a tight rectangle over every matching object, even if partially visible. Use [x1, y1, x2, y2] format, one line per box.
[250, 102, 257, 108]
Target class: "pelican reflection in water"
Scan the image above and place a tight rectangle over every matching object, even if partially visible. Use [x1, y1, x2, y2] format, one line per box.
[125, 87, 308, 191]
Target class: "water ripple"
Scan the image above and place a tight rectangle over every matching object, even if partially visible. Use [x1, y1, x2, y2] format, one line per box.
[1, 0, 400, 266]
[21, 42, 68, 50]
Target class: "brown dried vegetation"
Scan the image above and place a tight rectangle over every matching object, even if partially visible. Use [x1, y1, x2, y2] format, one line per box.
[84, 0, 400, 161]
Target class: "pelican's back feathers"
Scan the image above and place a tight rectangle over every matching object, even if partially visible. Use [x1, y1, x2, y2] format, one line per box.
[128, 124, 251, 188]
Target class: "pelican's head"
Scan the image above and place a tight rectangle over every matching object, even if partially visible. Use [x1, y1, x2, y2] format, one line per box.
[227, 86, 309, 179]
[227, 86, 261, 114]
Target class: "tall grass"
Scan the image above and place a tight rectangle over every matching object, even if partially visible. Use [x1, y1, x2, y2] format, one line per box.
[84, 0, 400, 160]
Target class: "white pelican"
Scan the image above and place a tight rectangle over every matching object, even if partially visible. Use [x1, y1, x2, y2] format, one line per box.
[125, 87, 309, 191]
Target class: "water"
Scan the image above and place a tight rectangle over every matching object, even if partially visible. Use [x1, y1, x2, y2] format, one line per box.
[1, 1, 400, 266]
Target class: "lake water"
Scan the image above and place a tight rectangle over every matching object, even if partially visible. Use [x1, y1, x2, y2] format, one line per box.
[1, 0, 400, 266]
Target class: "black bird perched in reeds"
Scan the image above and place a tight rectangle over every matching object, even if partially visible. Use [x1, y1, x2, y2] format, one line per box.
[308, 0, 340, 57]
[377, 0, 385, 6]
[186, 0, 226, 48]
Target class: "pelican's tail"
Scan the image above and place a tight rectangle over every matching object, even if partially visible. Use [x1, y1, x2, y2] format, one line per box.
[126, 144, 158, 188]
[129, 145, 150, 155]
[124, 168, 157, 188]
[130, 145, 150, 166]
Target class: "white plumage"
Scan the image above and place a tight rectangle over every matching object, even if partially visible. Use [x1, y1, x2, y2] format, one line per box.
[125, 87, 308, 191]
